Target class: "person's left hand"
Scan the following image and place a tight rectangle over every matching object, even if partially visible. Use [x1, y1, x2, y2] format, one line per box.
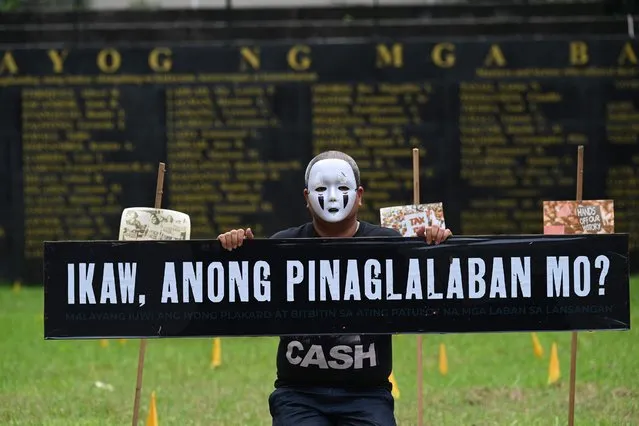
[415, 225, 452, 245]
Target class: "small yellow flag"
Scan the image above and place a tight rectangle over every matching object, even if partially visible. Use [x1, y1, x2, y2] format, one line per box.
[389, 371, 400, 399]
[532, 333, 544, 359]
[146, 391, 158, 426]
[99, 339, 109, 348]
[548, 342, 560, 385]
[439, 343, 448, 376]
[119, 339, 127, 345]
[211, 338, 222, 368]
[12, 280, 21, 293]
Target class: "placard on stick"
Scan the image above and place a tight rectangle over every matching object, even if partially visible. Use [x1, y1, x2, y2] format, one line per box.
[119, 207, 191, 241]
[121, 163, 193, 426]
[543, 200, 614, 235]
[380, 201, 446, 425]
[380, 203, 446, 237]
[122, 206, 192, 426]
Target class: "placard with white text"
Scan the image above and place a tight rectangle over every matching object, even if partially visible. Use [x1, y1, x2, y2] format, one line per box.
[543, 200, 614, 235]
[43, 234, 630, 339]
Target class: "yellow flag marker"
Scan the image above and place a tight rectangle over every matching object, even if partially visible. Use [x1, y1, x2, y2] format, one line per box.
[119, 339, 127, 345]
[439, 343, 448, 376]
[146, 391, 158, 426]
[532, 333, 544, 358]
[548, 342, 560, 385]
[211, 338, 222, 368]
[389, 371, 400, 399]
[99, 339, 109, 348]
[12, 280, 21, 293]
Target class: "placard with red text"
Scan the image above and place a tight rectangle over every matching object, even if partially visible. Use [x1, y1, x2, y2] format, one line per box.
[380, 203, 446, 237]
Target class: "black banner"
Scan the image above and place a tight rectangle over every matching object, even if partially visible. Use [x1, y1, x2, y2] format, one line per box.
[43, 234, 630, 339]
[1, 37, 639, 285]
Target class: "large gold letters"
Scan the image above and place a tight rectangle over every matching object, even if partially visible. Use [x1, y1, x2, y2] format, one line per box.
[240, 47, 260, 70]
[0, 40, 637, 76]
[432, 43, 455, 68]
[0, 51, 18, 75]
[570, 41, 589, 65]
[376, 44, 403, 68]
[618, 42, 638, 65]
[48, 50, 68, 73]
[97, 49, 121, 73]
[149, 48, 172, 72]
[483, 44, 506, 67]
[287, 45, 311, 71]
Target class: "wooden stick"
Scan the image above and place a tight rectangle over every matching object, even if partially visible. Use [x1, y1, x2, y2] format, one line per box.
[568, 146, 584, 426]
[412, 148, 424, 426]
[154, 163, 166, 212]
[131, 162, 166, 426]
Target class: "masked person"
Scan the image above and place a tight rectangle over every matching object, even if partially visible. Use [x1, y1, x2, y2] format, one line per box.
[217, 150, 452, 426]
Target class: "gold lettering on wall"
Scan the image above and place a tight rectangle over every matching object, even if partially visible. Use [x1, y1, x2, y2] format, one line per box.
[432, 43, 455, 68]
[20, 86, 155, 259]
[457, 78, 585, 235]
[240, 47, 260, 71]
[0, 51, 18, 75]
[97, 49, 121, 73]
[570, 41, 589, 65]
[165, 84, 302, 237]
[47, 49, 69, 73]
[5, 38, 639, 277]
[287, 45, 311, 71]
[310, 81, 436, 223]
[376, 44, 403, 68]
[0, 41, 637, 77]
[148, 48, 172, 72]
[605, 80, 639, 251]
[618, 42, 638, 65]
[484, 44, 506, 67]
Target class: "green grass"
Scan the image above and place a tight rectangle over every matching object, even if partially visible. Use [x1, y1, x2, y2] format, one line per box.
[1, 278, 638, 426]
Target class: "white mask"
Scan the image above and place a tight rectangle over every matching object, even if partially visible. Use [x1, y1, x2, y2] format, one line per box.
[307, 159, 358, 223]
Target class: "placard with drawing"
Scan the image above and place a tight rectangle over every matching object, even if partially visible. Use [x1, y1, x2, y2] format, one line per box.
[543, 200, 614, 235]
[380, 203, 446, 237]
[118, 207, 191, 241]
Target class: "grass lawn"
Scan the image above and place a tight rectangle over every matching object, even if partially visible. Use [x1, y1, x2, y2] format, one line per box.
[0, 277, 637, 426]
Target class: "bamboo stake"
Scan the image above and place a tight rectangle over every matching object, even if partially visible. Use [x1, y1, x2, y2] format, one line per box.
[131, 162, 166, 426]
[412, 148, 424, 426]
[568, 146, 584, 426]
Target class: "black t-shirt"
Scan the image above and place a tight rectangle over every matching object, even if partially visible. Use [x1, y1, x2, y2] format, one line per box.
[269, 220, 401, 391]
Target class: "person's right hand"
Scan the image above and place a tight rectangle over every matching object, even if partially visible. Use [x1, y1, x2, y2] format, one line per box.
[217, 228, 254, 250]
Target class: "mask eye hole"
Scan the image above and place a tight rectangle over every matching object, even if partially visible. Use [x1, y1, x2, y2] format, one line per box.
[315, 186, 327, 192]
[338, 186, 350, 191]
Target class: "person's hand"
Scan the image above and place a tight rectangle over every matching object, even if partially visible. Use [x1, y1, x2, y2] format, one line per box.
[217, 228, 254, 250]
[415, 225, 452, 245]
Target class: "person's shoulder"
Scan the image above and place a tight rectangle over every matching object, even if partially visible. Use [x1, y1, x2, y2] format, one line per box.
[269, 223, 314, 239]
[357, 221, 402, 237]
